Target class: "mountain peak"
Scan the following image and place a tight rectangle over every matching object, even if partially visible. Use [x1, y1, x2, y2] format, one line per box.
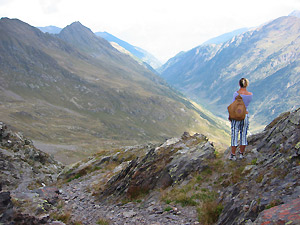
[60, 21, 94, 36]
[289, 10, 300, 18]
[71, 21, 82, 25]
[57, 21, 112, 54]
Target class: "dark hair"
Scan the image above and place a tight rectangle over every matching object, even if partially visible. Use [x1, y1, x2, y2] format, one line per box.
[239, 78, 249, 88]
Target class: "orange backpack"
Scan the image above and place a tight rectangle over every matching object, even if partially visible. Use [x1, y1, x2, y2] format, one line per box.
[227, 95, 246, 121]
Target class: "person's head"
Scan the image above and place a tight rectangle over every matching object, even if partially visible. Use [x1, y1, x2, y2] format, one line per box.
[239, 78, 249, 88]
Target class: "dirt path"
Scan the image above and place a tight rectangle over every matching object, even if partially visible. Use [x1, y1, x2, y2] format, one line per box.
[59, 171, 200, 225]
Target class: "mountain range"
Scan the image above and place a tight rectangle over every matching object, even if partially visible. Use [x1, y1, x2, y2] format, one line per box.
[159, 15, 300, 131]
[38, 26, 162, 69]
[0, 18, 228, 164]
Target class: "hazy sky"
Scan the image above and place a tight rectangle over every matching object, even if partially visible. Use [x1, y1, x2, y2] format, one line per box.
[1, 0, 300, 62]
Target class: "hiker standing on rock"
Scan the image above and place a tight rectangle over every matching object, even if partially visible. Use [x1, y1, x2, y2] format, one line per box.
[228, 78, 253, 160]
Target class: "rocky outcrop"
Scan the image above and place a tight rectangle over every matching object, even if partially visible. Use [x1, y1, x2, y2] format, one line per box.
[101, 132, 216, 200]
[218, 108, 300, 224]
[0, 122, 64, 224]
[0, 122, 64, 191]
[57, 143, 157, 183]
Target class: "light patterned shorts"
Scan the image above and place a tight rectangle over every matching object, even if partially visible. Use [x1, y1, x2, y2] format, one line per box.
[231, 114, 249, 146]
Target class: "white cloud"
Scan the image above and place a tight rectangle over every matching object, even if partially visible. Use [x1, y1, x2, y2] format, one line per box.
[1, 0, 300, 62]
[39, 0, 62, 14]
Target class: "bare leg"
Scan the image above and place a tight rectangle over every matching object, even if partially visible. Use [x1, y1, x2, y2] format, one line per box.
[240, 145, 246, 154]
[231, 146, 237, 155]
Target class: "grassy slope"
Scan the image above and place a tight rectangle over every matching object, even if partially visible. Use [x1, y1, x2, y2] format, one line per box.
[0, 18, 230, 164]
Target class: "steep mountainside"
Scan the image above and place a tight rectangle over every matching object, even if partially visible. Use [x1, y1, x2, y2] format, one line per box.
[0, 18, 228, 164]
[96, 31, 162, 69]
[160, 16, 300, 130]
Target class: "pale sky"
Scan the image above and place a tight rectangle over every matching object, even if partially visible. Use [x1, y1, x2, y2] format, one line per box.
[1, 0, 300, 63]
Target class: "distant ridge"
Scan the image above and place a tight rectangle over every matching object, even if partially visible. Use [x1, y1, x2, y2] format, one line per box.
[96, 32, 143, 58]
[38, 25, 62, 34]
[202, 27, 249, 45]
[96, 31, 162, 69]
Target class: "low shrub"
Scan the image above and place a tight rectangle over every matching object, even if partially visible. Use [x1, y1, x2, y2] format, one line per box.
[197, 201, 223, 225]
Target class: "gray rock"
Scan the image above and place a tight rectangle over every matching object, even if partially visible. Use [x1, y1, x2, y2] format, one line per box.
[122, 210, 137, 218]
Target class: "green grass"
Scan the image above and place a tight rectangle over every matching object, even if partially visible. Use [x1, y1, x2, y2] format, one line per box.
[251, 158, 258, 165]
[159, 152, 259, 224]
[164, 206, 173, 212]
[96, 218, 110, 225]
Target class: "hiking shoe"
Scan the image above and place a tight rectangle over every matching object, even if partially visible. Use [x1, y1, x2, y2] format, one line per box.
[228, 154, 236, 161]
[238, 151, 244, 159]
